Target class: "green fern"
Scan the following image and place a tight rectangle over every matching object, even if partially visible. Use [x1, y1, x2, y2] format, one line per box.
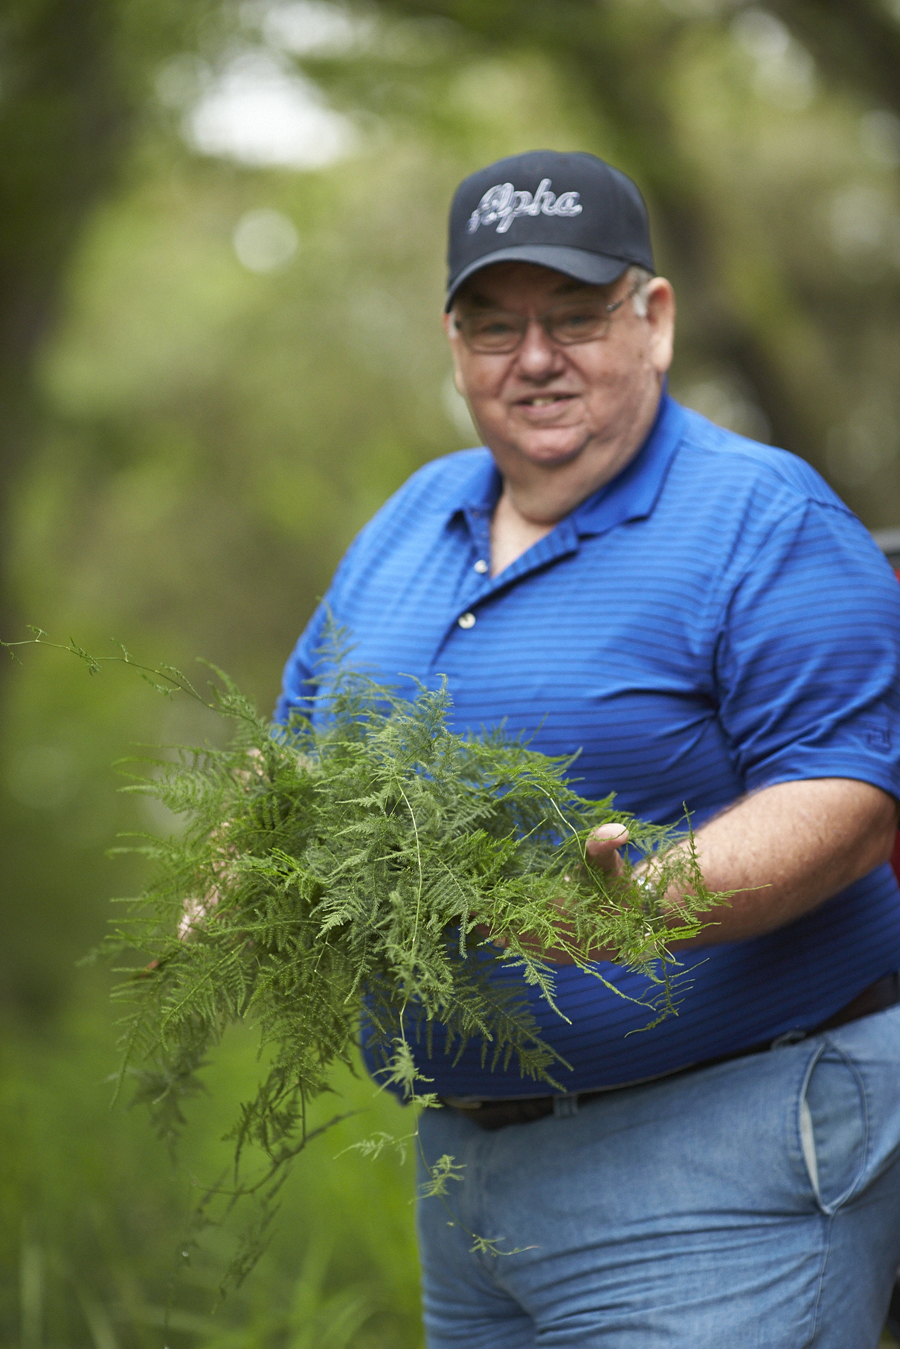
[3, 628, 728, 1292]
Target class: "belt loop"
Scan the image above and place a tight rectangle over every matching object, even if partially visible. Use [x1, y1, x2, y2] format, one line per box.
[770, 1029, 807, 1050]
[553, 1094, 579, 1119]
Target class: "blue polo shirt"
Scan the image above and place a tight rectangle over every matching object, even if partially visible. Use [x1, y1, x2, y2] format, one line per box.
[276, 395, 900, 1094]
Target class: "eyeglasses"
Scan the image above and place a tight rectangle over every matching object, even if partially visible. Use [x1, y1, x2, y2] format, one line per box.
[452, 280, 642, 355]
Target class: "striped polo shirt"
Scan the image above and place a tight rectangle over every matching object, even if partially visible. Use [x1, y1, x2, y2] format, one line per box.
[276, 394, 900, 1095]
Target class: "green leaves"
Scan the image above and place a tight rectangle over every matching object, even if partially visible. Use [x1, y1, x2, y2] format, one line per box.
[90, 652, 726, 1289]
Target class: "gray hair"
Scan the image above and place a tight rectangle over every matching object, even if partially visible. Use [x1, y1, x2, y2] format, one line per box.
[627, 266, 654, 318]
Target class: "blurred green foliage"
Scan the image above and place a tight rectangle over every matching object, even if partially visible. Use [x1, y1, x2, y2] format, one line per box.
[1, 991, 422, 1346]
[1, 0, 900, 1342]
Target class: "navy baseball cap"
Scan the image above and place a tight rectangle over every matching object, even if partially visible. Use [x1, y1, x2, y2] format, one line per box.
[445, 150, 654, 309]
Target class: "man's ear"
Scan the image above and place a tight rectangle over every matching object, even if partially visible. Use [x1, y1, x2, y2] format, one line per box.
[644, 277, 675, 377]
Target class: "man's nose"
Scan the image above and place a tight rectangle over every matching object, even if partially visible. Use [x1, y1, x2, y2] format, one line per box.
[513, 318, 566, 378]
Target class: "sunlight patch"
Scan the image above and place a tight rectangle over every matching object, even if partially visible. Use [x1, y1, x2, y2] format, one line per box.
[184, 49, 356, 169]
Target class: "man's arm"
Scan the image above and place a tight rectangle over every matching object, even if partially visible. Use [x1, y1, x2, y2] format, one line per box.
[662, 776, 898, 945]
[587, 777, 899, 948]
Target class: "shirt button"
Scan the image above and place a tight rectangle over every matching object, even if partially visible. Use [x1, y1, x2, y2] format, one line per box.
[458, 612, 476, 629]
[473, 559, 488, 574]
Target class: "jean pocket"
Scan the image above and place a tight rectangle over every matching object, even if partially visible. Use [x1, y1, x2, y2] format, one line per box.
[799, 1042, 869, 1215]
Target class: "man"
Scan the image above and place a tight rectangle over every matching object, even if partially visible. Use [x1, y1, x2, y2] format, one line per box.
[277, 151, 900, 1347]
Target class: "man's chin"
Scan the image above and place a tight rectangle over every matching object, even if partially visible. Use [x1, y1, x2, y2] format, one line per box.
[514, 436, 588, 470]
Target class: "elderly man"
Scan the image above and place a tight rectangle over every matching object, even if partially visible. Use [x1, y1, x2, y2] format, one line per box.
[277, 151, 900, 1347]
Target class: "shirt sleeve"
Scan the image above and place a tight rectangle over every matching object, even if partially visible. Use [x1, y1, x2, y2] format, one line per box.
[273, 532, 367, 726]
[273, 599, 330, 726]
[713, 500, 900, 798]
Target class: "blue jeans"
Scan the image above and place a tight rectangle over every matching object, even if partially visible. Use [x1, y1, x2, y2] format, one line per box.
[416, 1005, 900, 1347]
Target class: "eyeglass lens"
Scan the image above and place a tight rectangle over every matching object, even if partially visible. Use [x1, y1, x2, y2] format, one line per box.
[457, 300, 617, 354]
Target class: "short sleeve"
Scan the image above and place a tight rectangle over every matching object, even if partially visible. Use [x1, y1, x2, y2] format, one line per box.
[273, 599, 330, 726]
[714, 501, 900, 798]
[273, 531, 368, 725]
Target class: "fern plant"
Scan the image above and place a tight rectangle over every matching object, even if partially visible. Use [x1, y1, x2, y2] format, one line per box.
[3, 629, 727, 1290]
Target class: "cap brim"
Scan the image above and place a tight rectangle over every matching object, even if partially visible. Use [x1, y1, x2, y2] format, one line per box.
[444, 245, 637, 310]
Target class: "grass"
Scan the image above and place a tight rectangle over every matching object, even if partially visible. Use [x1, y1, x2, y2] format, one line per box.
[1, 970, 422, 1348]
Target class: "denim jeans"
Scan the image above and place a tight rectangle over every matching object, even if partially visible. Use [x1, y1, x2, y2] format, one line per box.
[416, 1004, 900, 1348]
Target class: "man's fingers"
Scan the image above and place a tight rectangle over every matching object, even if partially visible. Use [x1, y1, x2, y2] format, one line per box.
[585, 823, 629, 874]
[588, 823, 630, 846]
[471, 823, 629, 960]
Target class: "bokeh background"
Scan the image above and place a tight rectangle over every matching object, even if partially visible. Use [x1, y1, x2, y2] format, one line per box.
[2, 1, 900, 1344]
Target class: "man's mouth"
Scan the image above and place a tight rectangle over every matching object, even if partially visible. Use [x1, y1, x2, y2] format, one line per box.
[518, 393, 574, 408]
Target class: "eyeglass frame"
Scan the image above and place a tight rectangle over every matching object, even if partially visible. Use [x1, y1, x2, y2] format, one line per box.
[450, 278, 645, 356]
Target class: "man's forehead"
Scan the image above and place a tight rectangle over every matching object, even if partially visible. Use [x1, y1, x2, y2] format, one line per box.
[454, 262, 618, 310]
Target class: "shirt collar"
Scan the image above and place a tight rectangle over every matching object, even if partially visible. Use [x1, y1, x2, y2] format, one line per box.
[571, 393, 686, 536]
[451, 392, 687, 538]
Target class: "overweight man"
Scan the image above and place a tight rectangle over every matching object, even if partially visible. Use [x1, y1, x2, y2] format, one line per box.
[277, 151, 900, 1347]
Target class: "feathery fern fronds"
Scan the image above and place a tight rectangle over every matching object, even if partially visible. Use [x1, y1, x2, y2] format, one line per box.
[3, 629, 728, 1291]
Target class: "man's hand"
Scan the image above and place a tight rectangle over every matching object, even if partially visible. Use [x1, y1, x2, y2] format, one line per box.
[478, 776, 899, 964]
[584, 822, 630, 874]
[537, 823, 632, 964]
[176, 748, 269, 941]
[477, 822, 631, 964]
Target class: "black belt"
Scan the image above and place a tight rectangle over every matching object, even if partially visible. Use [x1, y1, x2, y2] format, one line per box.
[442, 972, 900, 1132]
